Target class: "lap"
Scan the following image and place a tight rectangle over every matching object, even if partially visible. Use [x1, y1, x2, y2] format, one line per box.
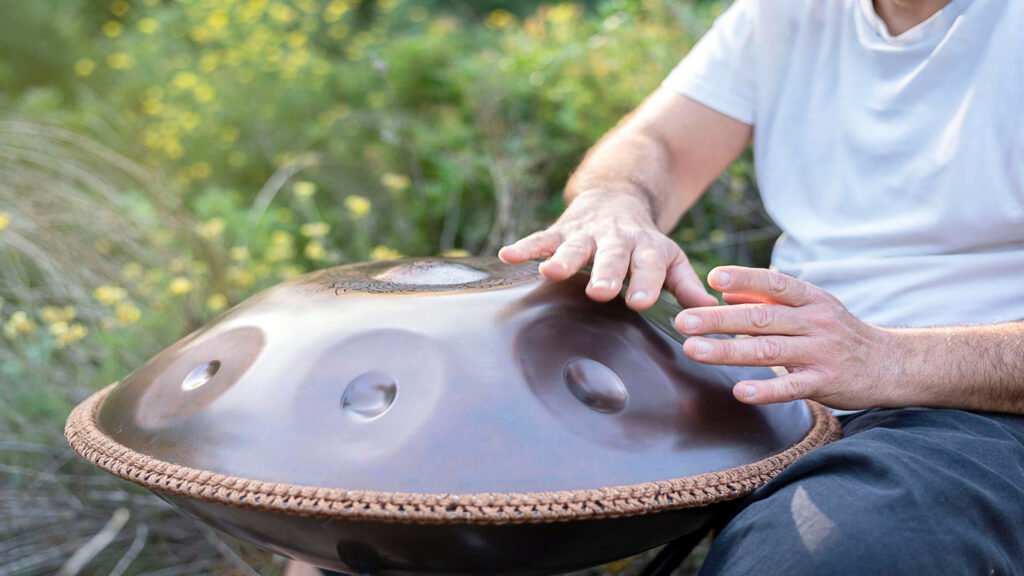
[700, 407, 1024, 576]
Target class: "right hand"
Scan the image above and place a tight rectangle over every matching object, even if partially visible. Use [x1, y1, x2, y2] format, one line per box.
[498, 189, 718, 311]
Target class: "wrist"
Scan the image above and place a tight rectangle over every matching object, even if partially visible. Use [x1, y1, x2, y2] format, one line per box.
[570, 188, 657, 225]
[876, 327, 937, 408]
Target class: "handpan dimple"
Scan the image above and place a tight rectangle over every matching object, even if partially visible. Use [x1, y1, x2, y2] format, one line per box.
[563, 358, 628, 414]
[372, 261, 489, 286]
[341, 371, 398, 420]
[182, 360, 220, 391]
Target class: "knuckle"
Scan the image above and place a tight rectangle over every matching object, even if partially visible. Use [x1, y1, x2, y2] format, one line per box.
[598, 246, 630, 262]
[632, 247, 663, 269]
[767, 270, 789, 295]
[777, 377, 805, 400]
[700, 308, 722, 330]
[713, 340, 733, 361]
[748, 306, 775, 329]
[756, 337, 784, 362]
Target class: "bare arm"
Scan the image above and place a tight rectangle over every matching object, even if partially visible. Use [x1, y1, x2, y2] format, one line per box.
[499, 88, 751, 310]
[676, 266, 1024, 414]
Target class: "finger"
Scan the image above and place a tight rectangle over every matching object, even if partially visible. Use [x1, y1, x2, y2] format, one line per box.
[734, 371, 822, 404]
[624, 244, 667, 310]
[683, 335, 808, 367]
[709, 266, 819, 307]
[675, 303, 811, 336]
[664, 252, 718, 308]
[499, 230, 563, 264]
[538, 234, 595, 280]
[586, 236, 632, 301]
[723, 292, 767, 305]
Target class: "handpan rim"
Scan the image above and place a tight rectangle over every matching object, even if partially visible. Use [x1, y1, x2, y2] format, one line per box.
[66, 384, 841, 525]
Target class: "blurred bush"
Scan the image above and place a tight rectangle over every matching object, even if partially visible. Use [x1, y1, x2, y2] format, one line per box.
[0, 1, 769, 573]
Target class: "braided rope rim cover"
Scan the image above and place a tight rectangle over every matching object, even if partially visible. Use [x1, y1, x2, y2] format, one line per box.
[66, 384, 841, 525]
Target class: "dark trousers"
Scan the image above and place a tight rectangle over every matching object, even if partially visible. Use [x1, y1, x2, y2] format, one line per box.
[700, 408, 1024, 575]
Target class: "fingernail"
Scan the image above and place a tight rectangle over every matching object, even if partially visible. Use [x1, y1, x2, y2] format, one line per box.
[681, 313, 701, 331]
[589, 278, 616, 290]
[713, 270, 731, 287]
[742, 384, 758, 399]
[693, 339, 712, 356]
[628, 290, 648, 302]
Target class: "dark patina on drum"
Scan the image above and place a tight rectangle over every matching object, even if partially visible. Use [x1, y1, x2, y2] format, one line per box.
[66, 257, 841, 575]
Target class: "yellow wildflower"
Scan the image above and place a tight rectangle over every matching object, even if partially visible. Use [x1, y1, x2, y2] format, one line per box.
[168, 276, 194, 296]
[270, 4, 296, 23]
[370, 245, 403, 261]
[122, 262, 143, 279]
[324, 0, 349, 22]
[292, 180, 317, 198]
[55, 323, 88, 348]
[114, 302, 141, 325]
[106, 52, 134, 69]
[271, 230, 293, 245]
[74, 59, 96, 77]
[172, 71, 199, 90]
[304, 240, 326, 260]
[4, 311, 37, 338]
[229, 246, 250, 261]
[138, 17, 160, 35]
[195, 217, 225, 239]
[380, 172, 410, 191]
[228, 266, 255, 288]
[94, 284, 127, 305]
[280, 264, 304, 279]
[546, 4, 581, 24]
[206, 293, 228, 313]
[207, 10, 230, 31]
[441, 248, 470, 258]
[486, 9, 515, 29]
[40, 305, 76, 324]
[344, 195, 372, 219]
[194, 84, 216, 103]
[142, 97, 163, 115]
[102, 20, 124, 38]
[287, 31, 308, 48]
[299, 222, 330, 238]
[109, 0, 130, 16]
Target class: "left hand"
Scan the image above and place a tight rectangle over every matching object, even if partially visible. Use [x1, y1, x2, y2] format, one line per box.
[675, 266, 897, 410]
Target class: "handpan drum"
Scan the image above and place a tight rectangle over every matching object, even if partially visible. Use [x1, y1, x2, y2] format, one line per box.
[66, 257, 840, 575]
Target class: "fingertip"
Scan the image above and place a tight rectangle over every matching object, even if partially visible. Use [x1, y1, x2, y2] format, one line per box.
[708, 267, 731, 291]
[733, 381, 761, 404]
[538, 259, 571, 280]
[498, 245, 521, 264]
[585, 278, 621, 302]
[625, 289, 656, 311]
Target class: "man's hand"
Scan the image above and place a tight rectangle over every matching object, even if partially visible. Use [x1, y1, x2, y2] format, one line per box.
[498, 189, 718, 310]
[676, 265, 897, 410]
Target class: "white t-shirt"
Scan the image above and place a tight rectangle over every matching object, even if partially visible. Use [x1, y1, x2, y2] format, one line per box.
[663, 0, 1024, 328]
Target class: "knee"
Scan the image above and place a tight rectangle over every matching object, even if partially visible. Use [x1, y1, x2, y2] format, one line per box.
[700, 484, 934, 575]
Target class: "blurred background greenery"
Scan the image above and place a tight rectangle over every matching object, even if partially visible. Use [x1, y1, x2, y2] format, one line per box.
[0, 0, 774, 574]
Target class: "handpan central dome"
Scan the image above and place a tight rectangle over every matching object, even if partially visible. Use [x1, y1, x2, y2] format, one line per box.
[67, 257, 839, 574]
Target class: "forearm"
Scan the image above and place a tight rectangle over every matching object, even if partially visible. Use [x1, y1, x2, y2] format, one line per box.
[565, 123, 690, 232]
[886, 321, 1024, 414]
[564, 90, 751, 233]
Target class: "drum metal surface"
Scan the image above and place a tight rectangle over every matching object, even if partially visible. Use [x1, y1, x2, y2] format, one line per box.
[66, 257, 841, 574]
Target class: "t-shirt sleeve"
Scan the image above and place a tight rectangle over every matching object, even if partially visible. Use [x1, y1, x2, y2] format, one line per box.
[662, 0, 758, 125]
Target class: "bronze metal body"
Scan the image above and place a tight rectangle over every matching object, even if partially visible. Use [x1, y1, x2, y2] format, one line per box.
[66, 258, 840, 574]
